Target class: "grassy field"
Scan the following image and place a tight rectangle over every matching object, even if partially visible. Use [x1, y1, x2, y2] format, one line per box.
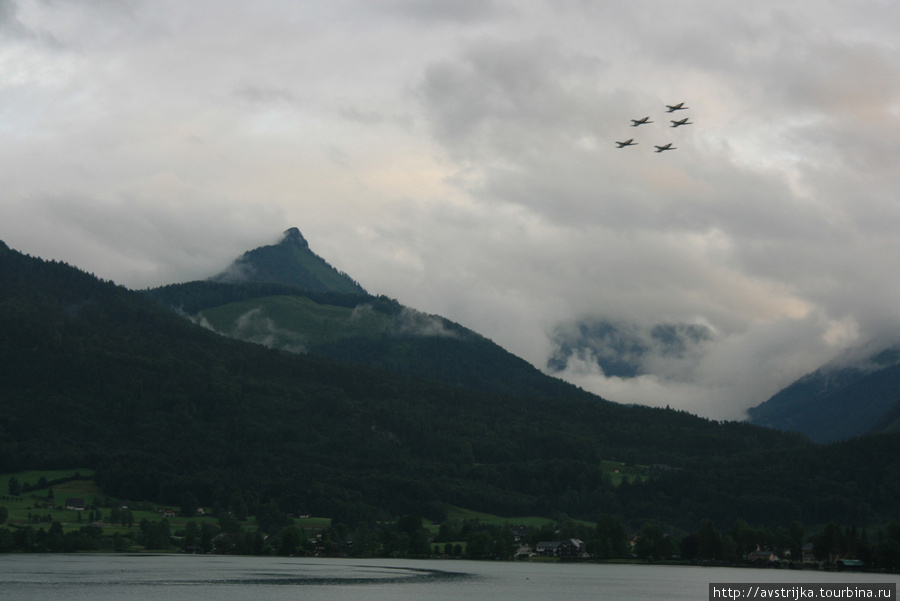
[3, 470, 584, 545]
[600, 460, 650, 486]
[1, 469, 331, 539]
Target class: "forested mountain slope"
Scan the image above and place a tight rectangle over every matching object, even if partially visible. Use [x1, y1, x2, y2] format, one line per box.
[748, 346, 900, 442]
[2, 240, 899, 532]
[146, 280, 594, 400]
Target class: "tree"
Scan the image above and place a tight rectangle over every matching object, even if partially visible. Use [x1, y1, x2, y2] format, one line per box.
[788, 521, 804, 561]
[490, 526, 516, 560]
[180, 492, 199, 517]
[594, 514, 629, 558]
[200, 522, 219, 553]
[812, 523, 843, 562]
[140, 519, 171, 550]
[0, 528, 15, 552]
[397, 514, 423, 536]
[465, 530, 493, 559]
[697, 519, 722, 560]
[275, 525, 305, 556]
[634, 521, 675, 561]
[257, 500, 291, 535]
[8, 477, 21, 497]
[351, 523, 378, 558]
[218, 512, 241, 534]
[184, 521, 200, 548]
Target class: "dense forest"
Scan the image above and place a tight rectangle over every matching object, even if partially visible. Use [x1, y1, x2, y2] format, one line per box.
[2, 240, 900, 553]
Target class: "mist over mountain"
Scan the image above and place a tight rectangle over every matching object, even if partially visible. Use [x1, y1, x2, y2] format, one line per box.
[548, 318, 715, 380]
[747, 344, 900, 442]
[150, 227, 602, 401]
[210, 227, 366, 295]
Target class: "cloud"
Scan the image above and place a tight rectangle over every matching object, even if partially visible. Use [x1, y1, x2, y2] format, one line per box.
[554, 312, 846, 421]
[226, 307, 307, 354]
[3, 0, 900, 421]
[393, 307, 458, 338]
[548, 319, 714, 380]
[380, 0, 509, 24]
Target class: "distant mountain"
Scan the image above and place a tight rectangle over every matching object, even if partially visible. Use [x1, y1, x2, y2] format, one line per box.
[869, 399, 900, 435]
[3, 237, 900, 532]
[747, 346, 900, 442]
[210, 227, 366, 295]
[548, 318, 714, 378]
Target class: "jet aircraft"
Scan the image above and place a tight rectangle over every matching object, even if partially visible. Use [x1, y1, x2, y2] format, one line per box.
[654, 143, 676, 152]
[670, 118, 693, 127]
[630, 116, 653, 126]
[615, 139, 638, 148]
[665, 102, 689, 112]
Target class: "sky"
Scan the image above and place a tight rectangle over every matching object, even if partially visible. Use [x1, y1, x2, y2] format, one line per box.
[3, 0, 900, 421]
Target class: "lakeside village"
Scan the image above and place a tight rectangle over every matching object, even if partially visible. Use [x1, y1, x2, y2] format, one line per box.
[2, 478, 898, 571]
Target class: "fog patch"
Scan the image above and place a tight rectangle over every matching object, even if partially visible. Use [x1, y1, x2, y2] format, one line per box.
[210, 258, 257, 284]
[820, 339, 900, 374]
[394, 307, 458, 338]
[349, 303, 375, 322]
[229, 307, 307, 353]
[174, 306, 218, 332]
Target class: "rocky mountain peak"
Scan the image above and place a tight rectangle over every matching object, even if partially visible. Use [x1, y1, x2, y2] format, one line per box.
[281, 227, 309, 248]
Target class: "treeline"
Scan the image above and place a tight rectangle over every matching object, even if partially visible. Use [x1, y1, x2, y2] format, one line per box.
[6, 473, 91, 497]
[2, 507, 899, 572]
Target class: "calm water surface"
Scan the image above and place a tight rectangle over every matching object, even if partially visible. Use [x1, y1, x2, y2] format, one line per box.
[1, 554, 896, 601]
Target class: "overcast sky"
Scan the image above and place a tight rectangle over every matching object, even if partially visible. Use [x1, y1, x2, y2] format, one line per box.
[4, 0, 900, 420]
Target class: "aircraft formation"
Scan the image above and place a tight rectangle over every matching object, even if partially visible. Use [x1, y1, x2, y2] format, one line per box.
[616, 102, 691, 153]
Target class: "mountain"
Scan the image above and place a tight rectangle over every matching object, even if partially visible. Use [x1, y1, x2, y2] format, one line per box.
[210, 227, 366, 295]
[747, 346, 900, 443]
[150, 229, 585, 400]
[870, 399, 900, 435]
[3, 238, 900, 533]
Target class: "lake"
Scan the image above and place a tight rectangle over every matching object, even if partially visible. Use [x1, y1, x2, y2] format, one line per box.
[1, 554, 896, 601]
